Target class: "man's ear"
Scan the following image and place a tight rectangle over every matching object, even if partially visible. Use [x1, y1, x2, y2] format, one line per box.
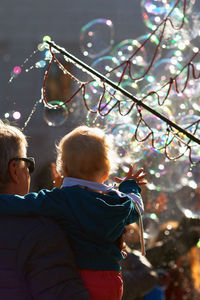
[8, 160, 20, 184]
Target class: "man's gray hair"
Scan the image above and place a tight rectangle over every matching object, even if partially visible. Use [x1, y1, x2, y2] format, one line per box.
[0, 120, 27, 185]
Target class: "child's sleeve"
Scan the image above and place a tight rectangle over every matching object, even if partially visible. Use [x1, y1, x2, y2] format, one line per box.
[0, 189, 67, 219]
[119, 179, 144, 219]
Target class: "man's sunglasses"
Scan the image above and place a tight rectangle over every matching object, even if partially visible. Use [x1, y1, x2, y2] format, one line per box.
[9, 157, 35, 173]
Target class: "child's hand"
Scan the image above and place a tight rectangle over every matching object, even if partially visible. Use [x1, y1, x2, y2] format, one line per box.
[114, 165, 147, 186]
[50, 163, 63, 188]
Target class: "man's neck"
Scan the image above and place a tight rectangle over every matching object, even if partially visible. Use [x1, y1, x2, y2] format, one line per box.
[0, 183, 18, 195]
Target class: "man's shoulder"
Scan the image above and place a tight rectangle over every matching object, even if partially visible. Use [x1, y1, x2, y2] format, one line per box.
[0, 216, 61, 239]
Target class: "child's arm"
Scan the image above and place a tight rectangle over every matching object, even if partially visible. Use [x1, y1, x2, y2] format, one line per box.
[115, 165, 147, 255]
[0, 189, 67, 219]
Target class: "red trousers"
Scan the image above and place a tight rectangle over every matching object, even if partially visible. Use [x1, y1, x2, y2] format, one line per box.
[78, 269, 123, 300]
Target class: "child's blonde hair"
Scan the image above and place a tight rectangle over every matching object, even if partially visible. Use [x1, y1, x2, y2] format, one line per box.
[56, 126, 113, 182]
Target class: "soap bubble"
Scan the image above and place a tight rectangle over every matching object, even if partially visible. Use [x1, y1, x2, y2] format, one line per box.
[134, 106, 173, 149]
[86, 103, 113, 129]
[141, 0, 196, 31]
[44, 50, 52, 61]
[176, 164, 200, 219]
[35, 60, 46, 68]
[143, 213, 160, 240]
[141, 0, 196, 50]
[4, 111, 22, 122]
[111, 81, 140, 115]
[111, 39, 147, 79]
[166, 90, 194, 117]
[187, 11, 200, 41]
[11, 66, 22, 79]
[43, 101, 68, 127]
[151, 58, 183, 86]
[111, 124, 149, 163]
[80, 18, 114, 59]
[86, 56, 121, 97]
[91, 56, 120, 80]
[37, 43, 46, 52]
[43, 35, 51, 42]
[175, 114, 200, 160]
[141, 0, 170, 30]
[135, 149, 192, 192]
[139, 81, 172, 107]
[177, 114, 200, 133]
[13, 66, 21, 75]
[135, 34, 160, 64]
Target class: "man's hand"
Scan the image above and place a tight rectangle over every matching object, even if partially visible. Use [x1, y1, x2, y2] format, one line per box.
[114, 165, 147, 186]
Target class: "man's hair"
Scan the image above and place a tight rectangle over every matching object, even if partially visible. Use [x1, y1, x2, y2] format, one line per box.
[56, 126, 113, 181]
[0, 120, 27, 185]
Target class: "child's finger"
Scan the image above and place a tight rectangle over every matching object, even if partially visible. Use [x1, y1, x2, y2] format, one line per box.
[133, 168, 145, 177]
[114, 176, 123, 183]
[136, 173, 147, 181]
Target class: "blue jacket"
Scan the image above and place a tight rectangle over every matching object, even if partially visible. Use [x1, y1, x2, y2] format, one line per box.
[0, 179, 141, 271]
[0, 216, 89, 300]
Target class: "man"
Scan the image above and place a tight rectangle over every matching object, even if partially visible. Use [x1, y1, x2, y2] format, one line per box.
[0, 120, 90, 300]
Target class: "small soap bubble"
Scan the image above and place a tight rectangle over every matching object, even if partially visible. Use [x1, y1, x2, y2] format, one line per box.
[43, 35, 51, 42]
[35, 60, 46, 68]
[12, 111, 21, 120]
[43, 101, 69, 127]
[13, 66, 21, 75]
[4, 111, 21, 121]
[37, 43, 46, 51]
[44, 50, 52, 60]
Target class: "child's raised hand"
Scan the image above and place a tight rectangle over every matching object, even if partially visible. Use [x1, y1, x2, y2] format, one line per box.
[114, 165, 147, 186]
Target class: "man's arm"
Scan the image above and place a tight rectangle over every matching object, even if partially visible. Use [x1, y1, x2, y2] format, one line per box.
[19, 217, 90, 300]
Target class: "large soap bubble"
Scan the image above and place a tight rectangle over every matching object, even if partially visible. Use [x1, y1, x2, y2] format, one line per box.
[111, 39, 147, 79]
[143, 213, 160, 240]
[80, 19, 114, 59]
[134, 106, 174, 150]
[150, 58, 183, 86]
[176, 163, 200, 219]
[111, 123, 150, 164]
[141, 0, 196, 50]
[43, 101, 69, 127]
[134, 149, 192, 192]
[85, 56, 121, 99]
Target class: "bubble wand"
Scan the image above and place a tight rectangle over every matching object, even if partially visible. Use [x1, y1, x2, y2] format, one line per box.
[45, 40, 200, 146]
